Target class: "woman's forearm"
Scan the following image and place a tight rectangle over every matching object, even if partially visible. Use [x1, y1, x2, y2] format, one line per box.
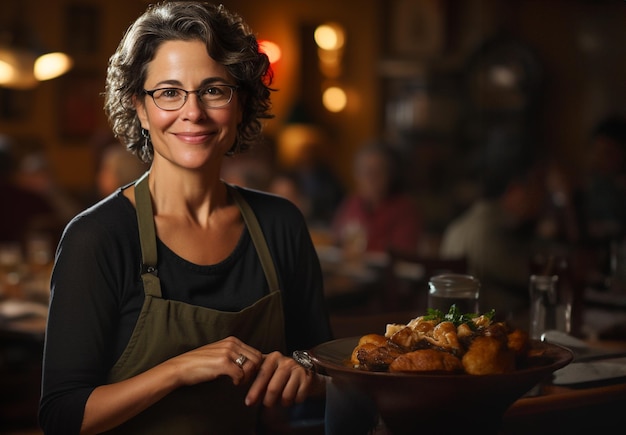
[80, 362, 180, 435]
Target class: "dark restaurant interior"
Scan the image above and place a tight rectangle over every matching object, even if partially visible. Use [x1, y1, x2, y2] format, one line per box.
[1, 0, 626, 434]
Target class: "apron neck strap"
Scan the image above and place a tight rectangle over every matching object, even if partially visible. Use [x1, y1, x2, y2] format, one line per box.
[134, 173, 279, 296]
[134, 171, 162, 297]
[135, 171, 157, 271]
[228, 185, 280, 293]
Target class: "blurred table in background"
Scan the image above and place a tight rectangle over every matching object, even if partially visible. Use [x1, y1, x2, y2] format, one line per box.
[0, 237, 51, 433]
[316, 245, 389, 314]
[582, 283, 626, 341]
[501, 337, 626, 434]
[0, 305, 46, 432]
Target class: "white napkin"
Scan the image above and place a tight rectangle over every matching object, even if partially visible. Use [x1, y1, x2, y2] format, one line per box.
[552, 357, 626, 385]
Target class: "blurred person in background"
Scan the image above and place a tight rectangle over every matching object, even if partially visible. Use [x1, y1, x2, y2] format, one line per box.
[278, 123, 345, 229]
[0, 135, 62, 247]
[267, 170, 311, 220]
[331, 140, 423, 255]
[16, 151, 83, 225]
[292, 139, 344, 228]
[580, 114, 626, 246]
[219, 144, 274, 191]
[324, 138, 422, 435]
[439, 130, 546, 327]
[96, 142, 150, 198]
[535, 158, 585, 250]
[536, 115, 626, 290]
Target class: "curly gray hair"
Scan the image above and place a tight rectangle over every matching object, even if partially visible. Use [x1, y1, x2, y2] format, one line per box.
[104, 1, 274, 162]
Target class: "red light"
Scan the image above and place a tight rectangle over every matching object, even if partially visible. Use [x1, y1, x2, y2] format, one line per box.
[259, 40, 281, 64]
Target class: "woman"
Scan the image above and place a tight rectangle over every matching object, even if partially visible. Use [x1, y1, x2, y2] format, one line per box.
[39, 2, 331, 434]
[331, 141, 422, 254]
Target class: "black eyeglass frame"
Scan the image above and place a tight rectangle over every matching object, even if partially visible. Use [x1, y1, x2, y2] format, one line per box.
[143, 84, 239, 111]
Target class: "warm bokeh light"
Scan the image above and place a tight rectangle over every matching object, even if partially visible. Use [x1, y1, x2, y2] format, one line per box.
[277, 124, 327, 168]
[314, 23, 345, 51]
[488, 65, 517, 88]
[318, 48, 343, 78]
[322, 86, 347, 112]
[34, 52, 74, 81]
[0, 48, 38, 89]
[0, 60, 14, 83]
[0, 48, 73, 88]
[258, 40, 282, 64]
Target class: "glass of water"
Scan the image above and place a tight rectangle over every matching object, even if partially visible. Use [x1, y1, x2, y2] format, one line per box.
[428, 273, 480, 314]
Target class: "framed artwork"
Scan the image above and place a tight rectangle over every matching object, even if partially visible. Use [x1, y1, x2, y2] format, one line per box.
[57, 70, 105, 141]
[386, 0, 446, 58]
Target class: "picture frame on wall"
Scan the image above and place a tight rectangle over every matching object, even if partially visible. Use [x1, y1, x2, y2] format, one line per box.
[57, 70, 105, 141]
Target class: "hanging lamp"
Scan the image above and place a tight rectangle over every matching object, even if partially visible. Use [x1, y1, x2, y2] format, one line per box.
[0, 11, 73, 90]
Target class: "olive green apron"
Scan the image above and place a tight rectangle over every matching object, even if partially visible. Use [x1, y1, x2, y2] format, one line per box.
[104, 172, 286, 434]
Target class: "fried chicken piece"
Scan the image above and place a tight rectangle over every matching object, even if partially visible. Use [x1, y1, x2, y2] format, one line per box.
[350, 342, 375, 366]
[387, 317, 440, 349]
[351, 334, 389, 365]
[389, 348, 463, 373]
[483, 322, 510, 342]
[358, 334, 388, 346]
[388, 326, 419, 349]
[456, 322, 474, 339]
[356, 344, 405, 371]
[462, 335, 515, 375]
[507, 328, 530, 359]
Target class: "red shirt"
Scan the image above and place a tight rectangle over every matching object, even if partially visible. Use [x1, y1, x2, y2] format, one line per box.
[331, 194, 422, 253]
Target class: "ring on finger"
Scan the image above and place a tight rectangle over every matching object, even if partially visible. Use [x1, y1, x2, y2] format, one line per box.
[235, 354, 247, 368]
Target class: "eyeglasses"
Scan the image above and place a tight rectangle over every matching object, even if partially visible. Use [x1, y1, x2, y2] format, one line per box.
[143, 84, 238, 111]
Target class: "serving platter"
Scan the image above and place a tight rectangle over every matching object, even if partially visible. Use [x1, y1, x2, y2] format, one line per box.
[304, 337, 573, 434]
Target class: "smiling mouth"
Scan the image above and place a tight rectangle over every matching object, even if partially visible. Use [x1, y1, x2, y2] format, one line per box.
[175, 132, 213, 142]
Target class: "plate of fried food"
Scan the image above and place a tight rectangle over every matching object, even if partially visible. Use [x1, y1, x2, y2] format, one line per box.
[299, 306, 573, 434]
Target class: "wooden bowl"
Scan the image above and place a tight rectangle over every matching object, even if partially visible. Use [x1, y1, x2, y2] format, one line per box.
[304, 337, 572, 434]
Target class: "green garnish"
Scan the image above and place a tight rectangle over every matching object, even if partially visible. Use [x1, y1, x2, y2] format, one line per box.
[423, 305, 495, 328]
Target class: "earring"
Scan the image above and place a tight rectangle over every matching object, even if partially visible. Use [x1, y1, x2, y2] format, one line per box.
[140, 128, 152, 162]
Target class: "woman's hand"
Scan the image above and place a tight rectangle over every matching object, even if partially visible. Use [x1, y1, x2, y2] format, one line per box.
[244, 351, 324, 407]
[166, 336, 263, 388]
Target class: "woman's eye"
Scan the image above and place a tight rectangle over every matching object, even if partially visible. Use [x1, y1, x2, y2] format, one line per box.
[161, 89, 181, 98]
[204, 87, 224, 96]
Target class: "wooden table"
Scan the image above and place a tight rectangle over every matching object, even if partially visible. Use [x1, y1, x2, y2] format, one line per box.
[501, 381, 626, 434]
[501, 337, 626, 434]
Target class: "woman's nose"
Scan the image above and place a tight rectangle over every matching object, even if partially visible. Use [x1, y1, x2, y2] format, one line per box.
[181, 93, 206, 119]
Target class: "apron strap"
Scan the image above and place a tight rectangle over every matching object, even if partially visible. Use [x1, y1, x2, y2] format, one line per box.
[134, 174, 279, 296]
[228, 185, 280, 293]
[134, 171, 163, 298]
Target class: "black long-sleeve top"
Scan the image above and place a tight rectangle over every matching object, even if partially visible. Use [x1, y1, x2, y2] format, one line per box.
[39, 185, 332, 434]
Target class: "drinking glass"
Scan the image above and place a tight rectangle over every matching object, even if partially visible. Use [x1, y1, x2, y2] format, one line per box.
[528, 274, 572, 340]
[428, 273, 480, 314]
